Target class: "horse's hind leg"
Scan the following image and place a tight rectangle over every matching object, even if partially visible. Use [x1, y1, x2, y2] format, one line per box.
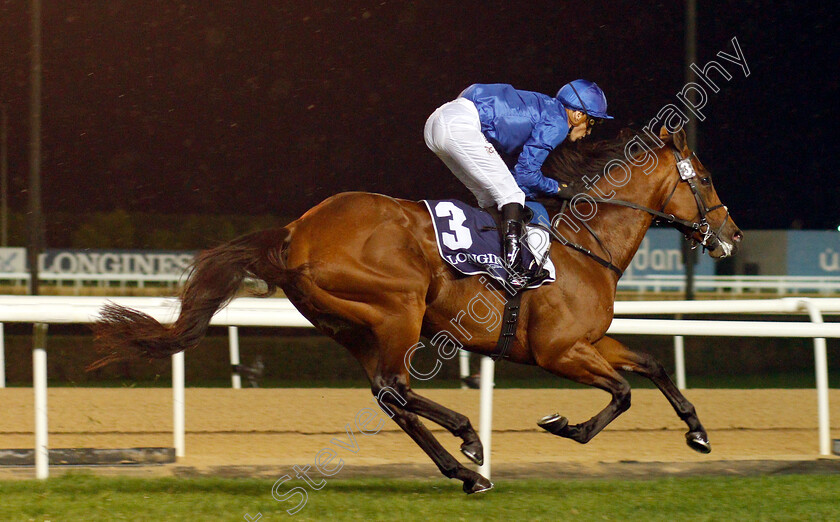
[349, 315, 490, 494]
[535, 339, 632, 444]
[594, 336, 710, 453]
[399, 390, 484, 466]
[373, 381, 491, 494]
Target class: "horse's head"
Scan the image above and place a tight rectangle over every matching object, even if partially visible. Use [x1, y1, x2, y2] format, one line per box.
[655, 126, 743, 258]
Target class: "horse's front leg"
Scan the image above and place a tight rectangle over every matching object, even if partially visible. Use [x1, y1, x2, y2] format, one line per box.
[534, 339, 631, 443]
[594, 336, 711, 453]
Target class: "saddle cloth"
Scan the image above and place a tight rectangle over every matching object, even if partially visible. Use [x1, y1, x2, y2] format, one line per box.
[422, 200, 556, 289]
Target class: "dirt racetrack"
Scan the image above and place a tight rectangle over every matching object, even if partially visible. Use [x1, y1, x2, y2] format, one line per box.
[1, 388, 838, 479]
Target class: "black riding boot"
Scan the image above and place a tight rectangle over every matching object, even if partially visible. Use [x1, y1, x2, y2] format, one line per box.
[501, 203, 527, 289]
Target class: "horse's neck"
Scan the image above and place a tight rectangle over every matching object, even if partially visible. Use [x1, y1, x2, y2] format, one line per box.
[559, 161, 676, 275]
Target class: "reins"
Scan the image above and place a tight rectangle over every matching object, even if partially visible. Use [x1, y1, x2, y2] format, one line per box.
[530, 201, 624, 277]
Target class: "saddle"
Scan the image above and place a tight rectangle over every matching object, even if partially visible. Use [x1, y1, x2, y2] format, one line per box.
[423, 199, 557, 360]
[422, 199, 556, 293]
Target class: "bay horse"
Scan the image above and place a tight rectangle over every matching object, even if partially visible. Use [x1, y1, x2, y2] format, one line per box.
[92, 126, 742, 493]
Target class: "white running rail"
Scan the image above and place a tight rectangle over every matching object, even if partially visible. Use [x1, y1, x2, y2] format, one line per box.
[1, 272, 839, 295]
[0, 296, 837, 479]
[617, 275, 840, 294]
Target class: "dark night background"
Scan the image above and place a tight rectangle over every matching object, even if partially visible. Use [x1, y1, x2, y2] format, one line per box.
[0, 1, 837, 240]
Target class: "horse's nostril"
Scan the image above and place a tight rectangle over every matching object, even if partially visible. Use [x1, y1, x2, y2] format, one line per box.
[733, 231, 743, 242]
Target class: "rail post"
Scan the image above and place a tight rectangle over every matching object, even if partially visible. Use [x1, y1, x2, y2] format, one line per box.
[33, 323, 48, 479]
[173, 351, 185, 458]
[797, 298, 831, 456]
[459, 350, 470, 389]
[477, 356, 495, 480]
[674, 334, 687, 390]
[229, 326, 241, 389]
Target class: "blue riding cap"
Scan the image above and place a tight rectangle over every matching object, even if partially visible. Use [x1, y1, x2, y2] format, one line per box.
[556, 79, 613, 119]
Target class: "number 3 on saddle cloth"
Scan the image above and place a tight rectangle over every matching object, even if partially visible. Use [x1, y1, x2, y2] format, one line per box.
[423, 200, 556, 292]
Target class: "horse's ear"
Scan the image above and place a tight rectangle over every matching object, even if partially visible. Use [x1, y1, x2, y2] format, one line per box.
[658, 126, 691, 154]
[672, 127, 690, 154]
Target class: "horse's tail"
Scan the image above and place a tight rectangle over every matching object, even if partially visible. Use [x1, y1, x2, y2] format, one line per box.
[88, 228, 293, 370]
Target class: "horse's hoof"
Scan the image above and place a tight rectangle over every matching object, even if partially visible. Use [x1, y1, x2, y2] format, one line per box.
[537, 413, 569, 435]
[460, 441, 484, 466]
[686, 431, 711, 454]
[463, 475, 494, 495]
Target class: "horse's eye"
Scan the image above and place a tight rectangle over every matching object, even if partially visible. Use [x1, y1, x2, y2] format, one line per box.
[700, 177, 711, 186]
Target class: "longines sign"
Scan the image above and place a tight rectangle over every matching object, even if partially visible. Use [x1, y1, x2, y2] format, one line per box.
[0, 248, 195, 275]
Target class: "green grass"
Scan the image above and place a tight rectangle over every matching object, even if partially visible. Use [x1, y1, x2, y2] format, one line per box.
[1, 474, 839, 521]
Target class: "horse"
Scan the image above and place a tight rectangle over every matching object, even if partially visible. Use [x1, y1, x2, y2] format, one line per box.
[91, 126, 742, 494]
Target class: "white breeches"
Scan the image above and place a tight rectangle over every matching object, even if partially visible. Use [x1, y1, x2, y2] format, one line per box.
[424, 97, 525, 210]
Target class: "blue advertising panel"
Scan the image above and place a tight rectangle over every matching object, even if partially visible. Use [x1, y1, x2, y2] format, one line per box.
[622, 228, 715, 278]
[786, 231, 840, 276]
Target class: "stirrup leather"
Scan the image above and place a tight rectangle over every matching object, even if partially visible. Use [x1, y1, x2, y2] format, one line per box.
[503, 220, 523, 271]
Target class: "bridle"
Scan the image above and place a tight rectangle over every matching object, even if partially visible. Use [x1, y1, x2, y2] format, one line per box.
[533, 145, 733, 277]
[655, 149, 731, 253]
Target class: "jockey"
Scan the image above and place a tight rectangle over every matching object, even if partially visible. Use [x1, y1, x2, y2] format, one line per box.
[424, 79, 613, 289]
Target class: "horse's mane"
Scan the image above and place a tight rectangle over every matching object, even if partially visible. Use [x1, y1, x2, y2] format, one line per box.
[543, 129, 663, 192]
